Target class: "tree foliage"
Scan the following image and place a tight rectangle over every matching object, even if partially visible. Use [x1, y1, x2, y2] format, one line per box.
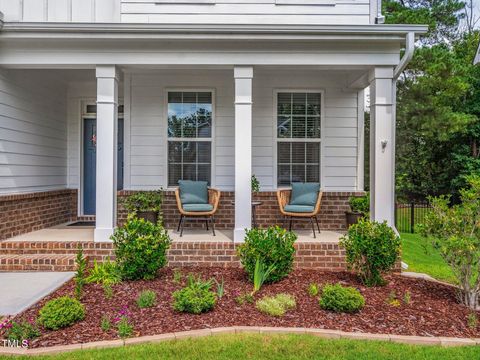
[384, 0, 465, 44]
[419, 175, 480, 309]
[383, 0, 480, 202]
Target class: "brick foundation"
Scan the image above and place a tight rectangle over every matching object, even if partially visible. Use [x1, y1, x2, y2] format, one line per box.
[0, 189, 360, 271]
[0, 240, 346, 271]
[118, 190, 364, 231]
[0, 190, 78, 241]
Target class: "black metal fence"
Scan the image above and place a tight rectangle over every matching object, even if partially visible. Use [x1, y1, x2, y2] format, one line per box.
[395, 201, 432, 233]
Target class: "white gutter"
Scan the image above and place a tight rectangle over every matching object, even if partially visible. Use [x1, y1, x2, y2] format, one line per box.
[0, 22, 429, 35]
[393, 31, 415, 79]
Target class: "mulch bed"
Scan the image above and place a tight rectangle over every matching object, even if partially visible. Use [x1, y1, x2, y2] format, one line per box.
[3, 268, 479, 348]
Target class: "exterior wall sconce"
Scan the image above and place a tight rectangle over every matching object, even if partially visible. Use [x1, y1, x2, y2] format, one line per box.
[381, 140, 388, 152]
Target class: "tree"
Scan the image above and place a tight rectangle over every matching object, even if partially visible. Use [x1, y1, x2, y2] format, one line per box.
[420, 175, 480, 309]
[383, 0, 480, 202]
[384, 0, 466, 44]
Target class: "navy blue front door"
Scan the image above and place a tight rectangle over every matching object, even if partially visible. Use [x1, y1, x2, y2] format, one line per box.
[83, 118, 124, 215]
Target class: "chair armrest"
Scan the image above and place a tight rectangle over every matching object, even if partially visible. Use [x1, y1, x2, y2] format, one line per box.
[276, 189, 291, 215]
[313, 191, 323, 215]
[208, 188, 221, 213]
[174, 188, 187, 215]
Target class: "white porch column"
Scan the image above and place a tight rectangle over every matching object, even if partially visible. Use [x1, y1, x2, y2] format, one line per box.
[233, 66, 253, 242]
[369, 67, 395, 227]
[94, 65, 119, 242]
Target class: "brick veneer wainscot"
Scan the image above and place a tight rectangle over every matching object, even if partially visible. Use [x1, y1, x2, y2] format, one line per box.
[118, 190, 365, 231]
[0, 189, 77, 240]
[0, 240, 347, 271]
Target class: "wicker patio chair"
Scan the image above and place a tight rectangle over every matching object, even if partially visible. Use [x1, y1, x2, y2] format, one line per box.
[277, 186, 323, 238]
[175, 183, 221, 237]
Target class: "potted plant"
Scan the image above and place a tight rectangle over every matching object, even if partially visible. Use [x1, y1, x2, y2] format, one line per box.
[251, 175, 260, 194]
[121, 190, 163, 224]
[345, 192, 369, 228]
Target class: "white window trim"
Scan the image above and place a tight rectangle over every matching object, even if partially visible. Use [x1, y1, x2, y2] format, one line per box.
[273, 89, 325, 189]
[164, 88, 216, 190]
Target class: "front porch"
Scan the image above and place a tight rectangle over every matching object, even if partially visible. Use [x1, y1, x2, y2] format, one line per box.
[0, 24, 421, 272]
[0, 226, 345, 272]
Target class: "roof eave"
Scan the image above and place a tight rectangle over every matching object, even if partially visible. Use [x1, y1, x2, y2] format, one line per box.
[0, 22, 429, 40]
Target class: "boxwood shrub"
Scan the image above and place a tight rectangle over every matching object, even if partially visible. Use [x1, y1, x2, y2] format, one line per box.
[319, 284, 365, 313]
[38, 296, 85, 330]
[111, 215, 172, 280]
[340, 219, 400, 286]
[237, 226, 296, 283]
[172, 276, 217, 314]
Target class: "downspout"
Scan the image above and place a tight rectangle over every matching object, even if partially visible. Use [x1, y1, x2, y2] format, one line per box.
[0, 12, 4, 31]
[392, 31, 415, 245]
[375, 0, 385, 24]
[393, 32, 415, 79]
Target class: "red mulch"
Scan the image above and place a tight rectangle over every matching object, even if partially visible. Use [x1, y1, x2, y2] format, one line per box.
[3, 268, 479, 348]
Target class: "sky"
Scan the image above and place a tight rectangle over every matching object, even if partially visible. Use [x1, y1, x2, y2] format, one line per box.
[469, 0, 480, 28]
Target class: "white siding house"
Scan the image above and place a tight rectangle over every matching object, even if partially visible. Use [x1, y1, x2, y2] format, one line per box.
[0, 1, 427, 242]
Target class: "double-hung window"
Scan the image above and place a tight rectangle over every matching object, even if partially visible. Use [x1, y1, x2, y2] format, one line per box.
[167, 91, 213, 186]
[276, 92, 322, 186]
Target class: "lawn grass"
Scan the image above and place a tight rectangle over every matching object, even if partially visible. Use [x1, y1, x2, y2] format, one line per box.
[2, 334, 480, 360]
[401, 232, 456, 284]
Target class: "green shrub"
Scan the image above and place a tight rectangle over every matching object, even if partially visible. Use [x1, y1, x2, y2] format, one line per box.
[101, 315, 111, 332]
[86, 258, 122, 286]
[173, 268, 182, 284]
[468, 312, 478, 330]
[256, 293, 296, 317]
[121, 190, 163, 216]
[116, 317, 133, 339]
[4, 320, 40, 341]
[38, 296, 85, 330]
[85, 258, 121, 299]
[235, 292, 254, 305]
[137, 290, 157, 308]
[340, 219, 400, 286]
[319, 284, 365, 313]
[111, 215, 172, 280]
[348, 193, 369, 216]
[307, 283, 319, 297]
[238, 226, 296, 283]
[172, 275, 216, 314]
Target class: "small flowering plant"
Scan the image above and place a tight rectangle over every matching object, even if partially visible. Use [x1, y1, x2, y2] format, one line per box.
[114, 306, 133, 339]
[0, 317, 13, 331]
[1, 317, 40, 342]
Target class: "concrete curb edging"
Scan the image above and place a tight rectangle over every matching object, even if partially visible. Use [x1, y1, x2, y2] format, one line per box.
[0, 326, 479, 355]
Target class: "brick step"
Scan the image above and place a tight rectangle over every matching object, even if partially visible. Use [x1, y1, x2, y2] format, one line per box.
[0, 254, 79, 272]
[0, 241, 114, 257]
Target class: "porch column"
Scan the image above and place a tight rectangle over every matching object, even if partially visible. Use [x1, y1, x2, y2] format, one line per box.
[233, 66, 253, 242]
[94, 65, 119, 242]
[368, 67, 395, 227]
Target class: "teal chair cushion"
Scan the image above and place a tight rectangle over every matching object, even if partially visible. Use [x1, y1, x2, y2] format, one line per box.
[178, 180, 208, 204]
[182, 203, 214, 212]
[289, 182, 320, 207]
[284, 204, 315, 213]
